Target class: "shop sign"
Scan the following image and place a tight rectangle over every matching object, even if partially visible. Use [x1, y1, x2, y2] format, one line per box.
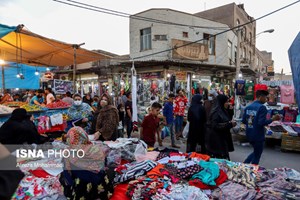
[175, 71, 187, 81]
[267, 66, 274, 72]
[53, 79, 74, 94]
[141, 72, 161, 79]
[172, 39, 209, 61]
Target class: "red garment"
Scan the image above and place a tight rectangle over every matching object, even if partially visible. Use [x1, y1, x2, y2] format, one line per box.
[174, 96, 188, 116]
[188, 152, 210, 161]
[29, 167, 51, 178]
[141, 114, 160, 147]
[110, 184, 131, 200]
[189, 169, 228, 189]
[147, 164, 165, 179]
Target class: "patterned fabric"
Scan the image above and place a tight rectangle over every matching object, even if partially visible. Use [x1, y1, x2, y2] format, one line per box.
[173, 96, 188, 116]
[60, 169, 113, 200]
[226, 165, 257, 189]
[65, 127, 109, 172]
[114, 160, 157, 183]
[67, 102, 93, 132]
[212, 181, 258, 200]
[126, 176, 171, 200]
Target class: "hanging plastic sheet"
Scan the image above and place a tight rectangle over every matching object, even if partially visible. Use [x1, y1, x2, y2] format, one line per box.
[288, 32, 300, 109]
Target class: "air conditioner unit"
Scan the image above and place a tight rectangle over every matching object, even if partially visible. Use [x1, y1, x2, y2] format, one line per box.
[216, 71, 224, 77]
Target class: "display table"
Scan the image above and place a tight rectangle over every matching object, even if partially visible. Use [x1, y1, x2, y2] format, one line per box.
[11, 138, 300, 200]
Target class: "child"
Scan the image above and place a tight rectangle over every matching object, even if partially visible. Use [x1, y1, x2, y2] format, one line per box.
[140, 102, 163, 148]
[163, 93, 180, 148]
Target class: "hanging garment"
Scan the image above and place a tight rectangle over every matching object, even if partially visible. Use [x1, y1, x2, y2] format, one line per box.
[280, 85, 295, 104]
[50, 114, 63, 126]
[245, 82, 254, 100]
[283, 109, 298, 122]
[267, 87, 279, 106]
[235, 80, 246, 95]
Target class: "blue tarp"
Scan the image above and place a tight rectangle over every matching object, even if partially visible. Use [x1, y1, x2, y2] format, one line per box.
[0, 24, 16, 38]
[288, 32, 300, 109]
[0, 63, 49, 89]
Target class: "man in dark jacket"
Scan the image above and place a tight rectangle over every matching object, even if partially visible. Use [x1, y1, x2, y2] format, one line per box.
[242, 90, 280, 164]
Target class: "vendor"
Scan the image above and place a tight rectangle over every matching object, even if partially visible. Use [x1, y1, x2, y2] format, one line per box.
[29, 89, 45, 106]
[45, 88, 55, 104]
[0, 108, 48, 146]
[0, 90, 13, 104]
[67, 94, 93, 132]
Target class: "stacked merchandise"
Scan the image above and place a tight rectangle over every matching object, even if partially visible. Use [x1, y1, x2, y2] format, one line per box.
[0, 104, 15, 114]
[13, 139, 300, 200]
[111, 148, 300, 200]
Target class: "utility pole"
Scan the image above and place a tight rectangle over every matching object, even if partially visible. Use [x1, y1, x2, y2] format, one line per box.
[234, 28, 241, 120]
[72, 43, 85, 93]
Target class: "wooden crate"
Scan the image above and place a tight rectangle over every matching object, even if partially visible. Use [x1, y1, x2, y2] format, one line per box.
[281, 134, 300, 152]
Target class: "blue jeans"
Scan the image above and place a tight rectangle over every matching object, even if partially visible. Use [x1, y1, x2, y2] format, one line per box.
[244, 141, 264, 165]
[175, 115, 184, 134]
[166, 123, 176, 146]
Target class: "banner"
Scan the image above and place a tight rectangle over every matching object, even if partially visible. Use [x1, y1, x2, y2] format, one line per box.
[53, 79, 73, 94]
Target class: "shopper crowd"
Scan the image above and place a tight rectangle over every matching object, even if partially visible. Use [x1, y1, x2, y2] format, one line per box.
[0, 87, 285, 200]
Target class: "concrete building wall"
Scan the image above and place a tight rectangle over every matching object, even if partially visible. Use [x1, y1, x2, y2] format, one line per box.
[130, 9, 237, 67]
[195, 3, 257, 70]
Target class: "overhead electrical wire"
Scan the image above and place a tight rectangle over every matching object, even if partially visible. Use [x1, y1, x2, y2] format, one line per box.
[53, 0, 229, 30]
[53, 0, 300, 61]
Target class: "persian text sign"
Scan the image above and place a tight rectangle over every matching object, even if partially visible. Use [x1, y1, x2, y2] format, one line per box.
[172, 39, 209, 61]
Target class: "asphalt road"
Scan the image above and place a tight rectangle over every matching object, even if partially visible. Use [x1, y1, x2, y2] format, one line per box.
[140, 132, 300, 172]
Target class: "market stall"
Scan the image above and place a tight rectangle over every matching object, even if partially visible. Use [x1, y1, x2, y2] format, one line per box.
[0, 102, 70, 135]
[10, 138, 300, 200]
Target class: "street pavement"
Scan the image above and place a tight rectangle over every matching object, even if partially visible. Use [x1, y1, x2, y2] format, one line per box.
[131, 131, 300, 172]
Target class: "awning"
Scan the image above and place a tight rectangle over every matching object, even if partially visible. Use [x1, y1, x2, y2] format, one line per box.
[288, 32, 300, 109]
[0, 24, 111, 67]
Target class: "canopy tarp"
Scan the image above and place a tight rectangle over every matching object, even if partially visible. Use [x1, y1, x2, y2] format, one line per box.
[0, 63, 50, 89]
[288, 32, 300, 109]
[0, 24, 111, 67]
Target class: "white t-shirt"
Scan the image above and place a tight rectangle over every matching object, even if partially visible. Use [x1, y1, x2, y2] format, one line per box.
[46, 93, 55, 104]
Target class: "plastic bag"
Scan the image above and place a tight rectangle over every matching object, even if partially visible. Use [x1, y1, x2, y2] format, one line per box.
[182, 122, 189, 138]
[161, 126, 170, 139]
[107, 149, 122, 166]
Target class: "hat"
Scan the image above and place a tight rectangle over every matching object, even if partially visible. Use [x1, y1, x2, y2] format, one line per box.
[10, 108, 31, 121]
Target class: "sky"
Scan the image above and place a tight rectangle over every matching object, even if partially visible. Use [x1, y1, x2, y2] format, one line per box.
[0, 0, 300, 73]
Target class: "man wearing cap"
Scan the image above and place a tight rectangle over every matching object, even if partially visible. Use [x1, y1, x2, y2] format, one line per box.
[29, 89, 45, 106]
[242, 90, 281, 164]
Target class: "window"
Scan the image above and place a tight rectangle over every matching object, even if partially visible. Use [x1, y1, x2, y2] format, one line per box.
[249, 51, 252, 63]
[140, 28, 152, 51]
[243, 47, 246, 58]
[154, 35, 167, 41]
[236, 19, 240, 26]
[249, 32, 252, 45]
[183, 32, 188, 38]
[203, 33, 215, 55]
[228, 40, 232, 60]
